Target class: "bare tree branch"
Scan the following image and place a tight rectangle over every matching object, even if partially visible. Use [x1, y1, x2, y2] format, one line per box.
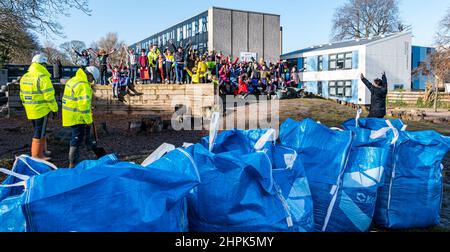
[331, 0, 405, 41]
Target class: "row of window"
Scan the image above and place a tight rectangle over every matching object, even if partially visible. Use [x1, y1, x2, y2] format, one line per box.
[139, 16, 208, 50]
[302, 51, 354, 72]
[329, 80, 353, 98]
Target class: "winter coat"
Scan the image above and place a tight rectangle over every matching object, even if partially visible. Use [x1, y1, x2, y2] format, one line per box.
[362, 74, 388, 118]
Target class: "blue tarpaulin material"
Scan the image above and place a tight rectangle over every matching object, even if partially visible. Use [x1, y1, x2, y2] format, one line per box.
[280, 118, 388, 232]
[186, 129, 314, 232]
[342, 118, 450, 229]
[0, 156, 56, 232]
[1, 151, 200, 232]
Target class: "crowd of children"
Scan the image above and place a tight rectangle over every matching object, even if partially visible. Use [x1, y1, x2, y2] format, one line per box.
[74, 40, 304, 101]
[131, 39, 304, 96]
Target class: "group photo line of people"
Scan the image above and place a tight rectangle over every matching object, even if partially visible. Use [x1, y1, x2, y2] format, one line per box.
[71, 39, 304, 102]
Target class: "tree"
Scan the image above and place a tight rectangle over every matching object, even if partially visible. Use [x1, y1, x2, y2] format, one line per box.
[93, 33, 128, 66]
[0, 0, 91, 37]
[0, 10, 39, 66]
[431, 7, 450, 111]
[331, 0, 408, 41]
[60, 40, 87, 65]
[436, 7, 450, 47]
[413, 8, 450, 112]
[42, 41, 71, 65]
[0, 0, 91, 67]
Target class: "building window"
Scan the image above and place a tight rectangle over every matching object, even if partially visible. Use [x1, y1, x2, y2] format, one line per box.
[202, 16, 208, 32]
[187, 23, 192, 37]
[329, 81, 336, 96]
[329, 52, 352, 70]
[344, 53, 352, 69]
[318, 56, 323, 71]
[193, 20, 199, 35]
[329, 80, 353, 97]
[337, 81, 344, 96]
[329, 54, 336, 70]
[303, 57, 308, 72]
[178, 27, 183, 41]
[344, 81, 352, 97]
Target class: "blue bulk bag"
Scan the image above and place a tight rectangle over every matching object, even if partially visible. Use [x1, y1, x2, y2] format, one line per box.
[280, 118, 351, 231]
[74, 154, 120, 170]
[322, 146, 388, 232]
[280, 118, 388, 232]
[380, 130, 450, 229]
[0, 155, 56, 232]
[342, 118, 406, 132]
[186, 129, 314, 232]
[21, 151, 200, 232]
[342, 118, 450, 229]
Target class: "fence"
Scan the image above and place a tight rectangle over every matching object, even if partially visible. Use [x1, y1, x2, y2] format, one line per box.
[387, 91, 450, 106]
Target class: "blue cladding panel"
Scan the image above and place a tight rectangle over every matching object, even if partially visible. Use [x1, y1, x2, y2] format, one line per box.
[307, 57, 317, 72]
[411, 46, 435, 91]
[323, 55, 329, 71]
[322, 81, 329, 97]
[306, 81, 318, 94]
[298, 58, 304, 69]
[352, 51, 359, 69]
[412, 46, 419, 68]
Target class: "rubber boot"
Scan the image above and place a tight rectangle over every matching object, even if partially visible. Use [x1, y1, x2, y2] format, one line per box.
[68, 146, 80, 168]
[42, 137, 52, 159]
[31, 139, 51, 161]
[31, 138, 40, 158]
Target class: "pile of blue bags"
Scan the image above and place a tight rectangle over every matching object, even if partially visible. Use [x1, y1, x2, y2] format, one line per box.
[280, 118, 390, 232]
[1, 151, 200, 232]
[186, 129, 314, 232]
[1, 114, 449, 232]
[342, 118, 450, 229]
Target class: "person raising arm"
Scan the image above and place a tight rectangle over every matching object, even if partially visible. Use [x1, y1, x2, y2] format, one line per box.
[360, 72, 388, 119]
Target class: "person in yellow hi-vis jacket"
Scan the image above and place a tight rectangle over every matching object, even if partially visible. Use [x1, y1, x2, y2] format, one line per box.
[20, 54, 58, 160]
[62, 66, 100, 168]
[185, 67, 200, 84]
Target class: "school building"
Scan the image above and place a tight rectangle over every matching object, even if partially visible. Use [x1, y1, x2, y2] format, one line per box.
[281, 32, 434, 105]
[129, 7, 282, 63]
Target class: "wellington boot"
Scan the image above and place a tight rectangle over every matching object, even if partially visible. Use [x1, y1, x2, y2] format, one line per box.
[31, 138, 40, 158]
[42, 138, 52, 158]
[31, 139, 51, 161]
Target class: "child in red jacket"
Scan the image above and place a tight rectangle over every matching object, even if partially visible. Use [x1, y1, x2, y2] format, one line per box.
[108, 62, 123, 99]
[237, 74, 249, 96]
[139, 49, 149, 84]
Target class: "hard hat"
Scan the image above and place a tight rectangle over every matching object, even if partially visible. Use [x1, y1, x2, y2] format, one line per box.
[32, 54, 48, 64]
[85, 66, 100, 83]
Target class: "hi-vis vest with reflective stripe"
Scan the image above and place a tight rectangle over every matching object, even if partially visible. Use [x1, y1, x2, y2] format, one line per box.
[19, 63, 58, 120]
[62, 69, 93, 127]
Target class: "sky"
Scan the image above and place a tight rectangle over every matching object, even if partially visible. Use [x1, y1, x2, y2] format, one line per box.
[39, 0, 450, 54]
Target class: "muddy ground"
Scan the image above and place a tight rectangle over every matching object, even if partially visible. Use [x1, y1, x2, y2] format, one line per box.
[1, 97, 449, 231]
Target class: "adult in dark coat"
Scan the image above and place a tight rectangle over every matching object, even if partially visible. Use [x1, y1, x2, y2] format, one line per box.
[53, 58, 63, 83]
[360, 72, 388, 118]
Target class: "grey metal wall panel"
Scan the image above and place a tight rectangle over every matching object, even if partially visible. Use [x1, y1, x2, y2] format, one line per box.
[264, 15, 280, 63]
[231, 11, 248, 60]
[248, 13, 264, 62]
[213, 8, 232, 56]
